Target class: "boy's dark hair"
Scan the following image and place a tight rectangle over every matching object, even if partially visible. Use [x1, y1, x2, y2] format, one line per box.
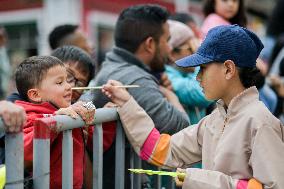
[203, 0, 247, 27]
[49, 24, 78, 50]
[15, 56, 64, 101]
[114, 4, 169, 53]
[238, 67, 265, 89]
[51, 46, 95, 82]
[169, 12, 195, 24]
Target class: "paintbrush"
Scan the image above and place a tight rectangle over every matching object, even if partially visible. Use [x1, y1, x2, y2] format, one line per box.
[71, 85, 140, 90]
[128, 169, 186, 179]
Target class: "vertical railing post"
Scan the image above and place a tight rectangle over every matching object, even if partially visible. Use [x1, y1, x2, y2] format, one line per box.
[132, 152, 142, 189]
[93, 123, 103, 189]
[33, 119, 51, 189]
[171, 170, 176, 189]
[115, 120, 125, 189]
[62, 130, 73, 189]
[130, 148, 134, 189]
[157, 168, 162, 189]
[5, 132, 24, 189]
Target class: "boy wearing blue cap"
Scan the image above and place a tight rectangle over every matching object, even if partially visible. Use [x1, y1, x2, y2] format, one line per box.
[102, 25, 284, 189]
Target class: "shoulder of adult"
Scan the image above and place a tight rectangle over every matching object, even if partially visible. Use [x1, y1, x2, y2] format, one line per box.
[97, 60, 155, 85]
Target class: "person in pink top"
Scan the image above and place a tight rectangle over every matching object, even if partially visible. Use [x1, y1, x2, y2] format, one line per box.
[201, 0, 247, 38]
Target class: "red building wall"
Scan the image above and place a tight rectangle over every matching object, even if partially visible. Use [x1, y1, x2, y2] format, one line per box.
[83, 0, 175, 14]
[82, 0, 175, 31]
[0, 0, 43, 12]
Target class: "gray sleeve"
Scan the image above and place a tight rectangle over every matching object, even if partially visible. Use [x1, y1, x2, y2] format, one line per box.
[129, 77, 189, 134]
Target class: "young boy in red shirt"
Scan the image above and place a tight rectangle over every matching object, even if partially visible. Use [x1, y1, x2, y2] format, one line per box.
[15, 55, 95, 189]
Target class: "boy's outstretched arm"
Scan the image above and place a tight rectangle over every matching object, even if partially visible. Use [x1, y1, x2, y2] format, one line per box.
[102, 80, 265, 189]
[102, 79, 202, 168]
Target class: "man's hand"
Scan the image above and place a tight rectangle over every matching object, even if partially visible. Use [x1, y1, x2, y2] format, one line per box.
[160, 73, 173, 91]
[0, 101, 26, 133]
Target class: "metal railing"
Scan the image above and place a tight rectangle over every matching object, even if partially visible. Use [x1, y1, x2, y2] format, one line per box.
[0, 119, 24, 189]
[1, 108, 175, 189]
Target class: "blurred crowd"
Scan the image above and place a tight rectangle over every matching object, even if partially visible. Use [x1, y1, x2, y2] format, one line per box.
[0, 0, 284, 189]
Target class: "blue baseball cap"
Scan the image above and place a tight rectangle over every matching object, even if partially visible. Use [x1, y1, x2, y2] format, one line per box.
[176, 24, 264, 68]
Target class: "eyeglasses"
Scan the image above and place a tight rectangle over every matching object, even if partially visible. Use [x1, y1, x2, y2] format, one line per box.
[66, 70, 87, 88]
[173, 46, 193, 54]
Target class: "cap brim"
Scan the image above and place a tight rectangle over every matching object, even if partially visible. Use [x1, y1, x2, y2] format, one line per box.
[175, 53, 214, 67]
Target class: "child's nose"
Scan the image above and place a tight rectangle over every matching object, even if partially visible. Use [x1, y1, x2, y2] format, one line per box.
[65, 81, 72, 90]
[227, 0, 235, 6]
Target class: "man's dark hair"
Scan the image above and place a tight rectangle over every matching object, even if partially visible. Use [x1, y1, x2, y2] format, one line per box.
[203, 0, 247, 27]
[169, 13, 195, 24]
[114, 4, 169, 53]
[15, 56, 64, 101]
[51, 46, 95, 82]
[49, 24, 78, 50]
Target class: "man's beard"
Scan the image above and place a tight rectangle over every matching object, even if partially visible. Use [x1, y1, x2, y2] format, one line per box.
[149, 49, 169, 72]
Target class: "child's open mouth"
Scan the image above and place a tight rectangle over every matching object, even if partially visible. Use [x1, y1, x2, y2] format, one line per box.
[64, 93, 72, 100]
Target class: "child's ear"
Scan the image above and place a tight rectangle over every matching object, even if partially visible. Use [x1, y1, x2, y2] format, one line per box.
[223, 60, 236, 80]
[27, 88, 42, 103]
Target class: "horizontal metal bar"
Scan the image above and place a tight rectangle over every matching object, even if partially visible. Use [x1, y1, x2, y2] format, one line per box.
[0, 118, 24, 133]
[37, 108, 118, 132]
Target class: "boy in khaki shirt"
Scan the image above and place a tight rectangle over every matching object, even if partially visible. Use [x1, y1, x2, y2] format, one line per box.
[102, 25, 284, 189]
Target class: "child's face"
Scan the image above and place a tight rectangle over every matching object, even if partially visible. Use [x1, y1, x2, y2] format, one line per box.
[196, 62, 226, 100]
[37, 65, 72, 108]
[65, 62, 89, 103]
[172, 39, 194, 61]
[215, 0, 239, 20]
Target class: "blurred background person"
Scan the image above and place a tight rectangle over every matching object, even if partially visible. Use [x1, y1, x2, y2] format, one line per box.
[169, 12, 202, 39]
[261, 0, 284, 64]
[48, 24, 98, 79]
[201, 0, 247, 38]
[166, 20, 212, 125]
[0, 27, 11, 99]
[49, 24, 93, 55]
